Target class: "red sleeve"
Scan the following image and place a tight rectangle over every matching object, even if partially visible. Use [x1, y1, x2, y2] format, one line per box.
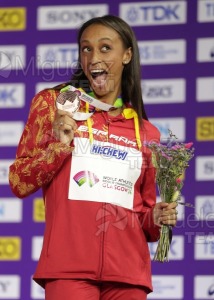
[139, 121, 161, 242]
[9, 89, 73, 198]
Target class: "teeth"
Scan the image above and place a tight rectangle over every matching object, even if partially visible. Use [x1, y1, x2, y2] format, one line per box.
[91, 69, 104, 74]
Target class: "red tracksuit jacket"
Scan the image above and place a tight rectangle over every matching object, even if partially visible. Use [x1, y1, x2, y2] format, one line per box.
[9, 88, 160, 292]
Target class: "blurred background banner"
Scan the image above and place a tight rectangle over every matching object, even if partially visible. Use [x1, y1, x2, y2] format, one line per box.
[0, 0, 214, 299]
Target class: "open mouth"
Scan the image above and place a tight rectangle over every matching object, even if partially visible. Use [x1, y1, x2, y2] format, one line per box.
[90, 69, 108, 86]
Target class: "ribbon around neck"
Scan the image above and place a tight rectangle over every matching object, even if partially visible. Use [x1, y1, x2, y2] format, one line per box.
[56, 85, 123, 121]
[87, 91, 123, 109]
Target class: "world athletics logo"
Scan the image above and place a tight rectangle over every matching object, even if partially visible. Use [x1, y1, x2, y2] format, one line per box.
[73, 171, 99, 187]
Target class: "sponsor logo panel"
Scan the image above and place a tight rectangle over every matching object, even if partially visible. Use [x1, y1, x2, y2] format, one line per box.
[0, 121, 24, 146]
[142, 78, 186, 104]
[0, 83, 25, 108]
[0, 45, 26, 71]
[197, 38, 214, 62]
[0, 198, 22, 222]
[138, 39, 186, 65]
[138, 40, 186, 65]
[195, 234, 214, 260]
[36, 43, 78, 68]
[149, 235, 184, 260]
[119, 1, 187, 26]
[194, 275, 214, 298]
[195, 196, 214, 221]
[0, 275, 20, 299]
[31, 236, 43, 261]
[196, 77, 214, 102]
[0, 7, 26, 31]
[0, 237, 21, 260]
[197, 0, 214, 22]
[196, 156, 214, 181]
[0, 160, 13, 185]
[148, 275, 183, 299]
[196, 117, 214, 141]
[37, 4, 108, 30]
[33, 198, 45, 222]
[150, 117, 185, 141]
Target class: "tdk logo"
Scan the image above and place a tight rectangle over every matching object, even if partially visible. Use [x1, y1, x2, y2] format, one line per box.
[119, 1, 187, 26]
[0, 84, 25, 108]
[37, 44, 78, 68]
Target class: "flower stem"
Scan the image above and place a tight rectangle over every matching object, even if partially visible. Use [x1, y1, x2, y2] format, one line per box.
[153, 225, 172, 262]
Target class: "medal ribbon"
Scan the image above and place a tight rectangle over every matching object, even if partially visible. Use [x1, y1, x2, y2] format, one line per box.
[58, 85, 123, 120]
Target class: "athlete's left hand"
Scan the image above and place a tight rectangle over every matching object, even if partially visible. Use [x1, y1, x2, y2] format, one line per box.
[153, 202, 178, 227]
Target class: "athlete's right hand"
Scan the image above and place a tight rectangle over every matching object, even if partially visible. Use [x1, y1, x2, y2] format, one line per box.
[53, 109, 77, 146]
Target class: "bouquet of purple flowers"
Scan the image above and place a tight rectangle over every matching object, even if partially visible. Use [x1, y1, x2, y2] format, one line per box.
[146, 130, 194, 262]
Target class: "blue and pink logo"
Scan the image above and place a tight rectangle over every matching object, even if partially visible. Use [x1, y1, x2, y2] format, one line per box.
[73, 171, 99, 187]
